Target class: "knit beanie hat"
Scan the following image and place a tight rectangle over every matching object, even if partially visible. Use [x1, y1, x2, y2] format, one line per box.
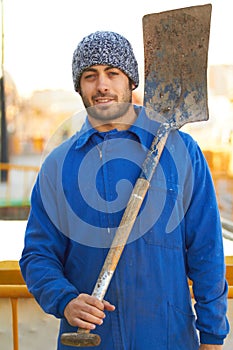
[72, 31, 139, 92]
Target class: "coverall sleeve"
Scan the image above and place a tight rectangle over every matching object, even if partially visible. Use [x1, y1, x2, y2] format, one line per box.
[19, 171, 79, 319]
[185, 142, 229, 344]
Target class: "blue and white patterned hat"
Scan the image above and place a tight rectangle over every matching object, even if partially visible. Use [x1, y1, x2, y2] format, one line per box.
[72, 31, 139, 92]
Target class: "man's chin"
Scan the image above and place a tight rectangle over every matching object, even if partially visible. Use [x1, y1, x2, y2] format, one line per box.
[94, 103, 113, 112]
[87, 102, 131, 122]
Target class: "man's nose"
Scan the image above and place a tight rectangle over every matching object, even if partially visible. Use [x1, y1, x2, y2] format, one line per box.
[96, 75, 109, 92]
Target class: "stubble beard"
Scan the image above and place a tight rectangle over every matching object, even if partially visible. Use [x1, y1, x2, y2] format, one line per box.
[80, 89, 133, 123]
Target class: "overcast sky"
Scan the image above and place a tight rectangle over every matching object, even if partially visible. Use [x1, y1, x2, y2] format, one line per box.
[2, 0, 233, 97]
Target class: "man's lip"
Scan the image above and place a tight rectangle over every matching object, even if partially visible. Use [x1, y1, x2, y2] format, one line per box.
[94, 97, 115, 104]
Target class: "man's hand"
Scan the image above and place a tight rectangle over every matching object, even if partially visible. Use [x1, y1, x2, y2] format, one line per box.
[64, 293, 115, 330]
[199, 345, 223, 350]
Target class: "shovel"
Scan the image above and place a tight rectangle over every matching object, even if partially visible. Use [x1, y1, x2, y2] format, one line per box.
[61, 4, 212, 347]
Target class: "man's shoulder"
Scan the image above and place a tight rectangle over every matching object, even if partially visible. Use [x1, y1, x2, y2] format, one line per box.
[168, 128, 198, 149]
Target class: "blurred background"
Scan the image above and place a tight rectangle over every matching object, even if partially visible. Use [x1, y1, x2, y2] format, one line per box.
[0, 0, 232, 239]
[0, 0, 232, 243]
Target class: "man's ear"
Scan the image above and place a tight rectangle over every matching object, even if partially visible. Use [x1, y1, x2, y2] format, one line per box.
[131, 83, 136, 90]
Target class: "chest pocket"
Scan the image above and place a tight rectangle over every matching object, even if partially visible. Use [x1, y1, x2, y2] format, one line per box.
[140, 178, 184, 250]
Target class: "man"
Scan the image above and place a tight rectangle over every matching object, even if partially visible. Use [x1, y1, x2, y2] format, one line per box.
[20, 31, 229, 349]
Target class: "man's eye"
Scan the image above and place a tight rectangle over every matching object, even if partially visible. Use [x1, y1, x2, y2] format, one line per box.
[84, 74, 95, 79]
[108, 71, 119, 76]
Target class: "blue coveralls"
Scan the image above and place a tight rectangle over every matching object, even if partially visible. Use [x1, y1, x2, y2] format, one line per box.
[20, 106, 229, 349]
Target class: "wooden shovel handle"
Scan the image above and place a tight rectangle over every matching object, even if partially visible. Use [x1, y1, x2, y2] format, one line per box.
[72, 178, 150, 339]
[92, 177, 150, 301]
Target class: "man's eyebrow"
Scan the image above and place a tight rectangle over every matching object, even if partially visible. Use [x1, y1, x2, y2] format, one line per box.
[82, 67, 97, 73]
[104, 66, 118, 71]
[82, 66, 118, 73]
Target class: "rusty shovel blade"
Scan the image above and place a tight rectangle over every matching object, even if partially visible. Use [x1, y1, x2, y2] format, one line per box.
[143, 4, 212, 127]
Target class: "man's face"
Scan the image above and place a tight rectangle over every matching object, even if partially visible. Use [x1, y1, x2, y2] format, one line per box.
[79, 65, 135, 122]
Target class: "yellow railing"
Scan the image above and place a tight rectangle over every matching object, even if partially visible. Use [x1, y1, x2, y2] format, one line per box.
[0, 258, 232, 350]
[0, 261, 33, 350]
[226, 256, 233, 297]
